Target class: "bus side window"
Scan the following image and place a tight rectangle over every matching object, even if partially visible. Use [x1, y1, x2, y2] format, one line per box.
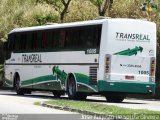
[12, 35, 16, 51]
[68, 28, 79, 48]
[53, 30, 60, 48]
[79, 28, 85, 47]
[42, 32, 46, 48]
[26, 33, 32, 50]
[37, 32, 42, 49]
[51, 31, 55, 48]
[95, 27, 102, 47]
[8, 34, 15, 51]
[86, 28, 94, 47]
[78, 25, 102, 48]
[60, 30, 66, 48]
[15, 34, 20, 51]
[31, 33, 37, 49]
[46, 30, 53, 48]
[5, 35, 12, 59]
[79, 27, 92, 47]
[65, 29, 72, 47]
[20, 34, 27, 50]
[74, 29, 80, 47]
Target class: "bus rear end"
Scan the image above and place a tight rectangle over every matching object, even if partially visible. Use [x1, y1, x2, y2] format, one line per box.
[98, 19, 156, 102]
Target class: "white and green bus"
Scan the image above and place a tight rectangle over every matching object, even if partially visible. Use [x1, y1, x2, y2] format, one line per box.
[3, 18, 156, 102]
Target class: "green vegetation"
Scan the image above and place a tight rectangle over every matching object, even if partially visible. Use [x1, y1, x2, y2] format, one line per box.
[34, 101, 41, 106]
[0, 0, 159, 42]
[44, 99, 160, 119]
[0, 0, 59, 41]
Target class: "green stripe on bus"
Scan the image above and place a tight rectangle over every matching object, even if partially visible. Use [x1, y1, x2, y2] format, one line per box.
[98, 80, 156, 94]
[21, 75, 57, 86]
[3, 79, 13, 87]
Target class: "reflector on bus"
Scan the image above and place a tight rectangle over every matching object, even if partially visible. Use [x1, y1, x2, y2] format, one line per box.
[150, 57, 155, 82]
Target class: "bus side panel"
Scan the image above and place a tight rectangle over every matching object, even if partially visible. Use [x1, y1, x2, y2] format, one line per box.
[5, 51, 99, 93]
[20, 64, 98, 92]
[3, 64, 14, 88]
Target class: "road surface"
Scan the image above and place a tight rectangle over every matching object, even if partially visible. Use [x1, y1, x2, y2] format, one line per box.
[0, 90, 160, 114]
[0, 90, 74, 114]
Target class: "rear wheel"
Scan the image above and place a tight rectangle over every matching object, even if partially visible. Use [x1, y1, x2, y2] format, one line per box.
[15, 74, 24, 95]
[53, 91, 64, 98]
[76, 93, 87, 100]
[67, 76, 87, 100]
[105, 93, 126, 103]
[67, 76, 77, 99]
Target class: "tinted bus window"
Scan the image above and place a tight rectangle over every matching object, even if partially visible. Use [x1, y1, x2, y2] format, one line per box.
[20, 34, 27, 50]
[26, 33, 32, 49]
[53, 30, 60, 48]
[9, 24, 102, 51]
[8, 34, 15, 51]
[37, 32, 42, 49]
[42, 32, 46, 48]
[65, 28, 79, 48]
[31, 33, 37, 49]
[46, 30, 53, 48]
[15, 34, 21, 50]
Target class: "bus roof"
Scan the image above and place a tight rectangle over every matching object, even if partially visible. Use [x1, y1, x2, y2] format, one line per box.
[9, 18, 154, 34]
[9, 19, 107, 34]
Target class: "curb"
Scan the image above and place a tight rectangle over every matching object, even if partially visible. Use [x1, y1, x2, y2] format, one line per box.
[41, 103, 125, 120]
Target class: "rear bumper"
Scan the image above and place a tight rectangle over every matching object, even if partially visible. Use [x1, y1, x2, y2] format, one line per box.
[98, 80, 156, 94]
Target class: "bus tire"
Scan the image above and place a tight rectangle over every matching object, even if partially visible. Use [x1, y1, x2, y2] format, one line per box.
[53, 91, 64, 98]
[76, 93, 87, 100]
[67, 76, 87, 100]
[106, 96, 124, 103]
[105, 93, 126, 103]
[25, 90, 32, 94]
[67, 76, 77, 99]
[14, 74, 24, 95]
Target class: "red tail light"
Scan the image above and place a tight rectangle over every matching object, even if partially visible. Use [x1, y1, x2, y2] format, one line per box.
[150, 58, 155, 82]
[125, 75, 135, 80]
[106, 55, 111, 73]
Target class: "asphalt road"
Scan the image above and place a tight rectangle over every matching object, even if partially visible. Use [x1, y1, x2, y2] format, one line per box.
[0, 90, 160, 114]
[0, 90, 74, 114]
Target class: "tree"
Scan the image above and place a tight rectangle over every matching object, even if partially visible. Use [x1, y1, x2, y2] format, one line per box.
[89, 0, 113, 16]
[37, 0, 72, 23]
[65, 0, 98, 22]
[140, 0, 158, 20]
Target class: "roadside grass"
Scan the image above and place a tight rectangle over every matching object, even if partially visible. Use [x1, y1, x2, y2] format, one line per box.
[34, 101, 41, 106]
[42, 99, 160, 119]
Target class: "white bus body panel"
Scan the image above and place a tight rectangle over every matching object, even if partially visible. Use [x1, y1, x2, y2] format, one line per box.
[99, 19, 156, 82]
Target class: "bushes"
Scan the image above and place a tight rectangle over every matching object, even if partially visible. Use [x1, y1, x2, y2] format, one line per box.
[21, 3, 59, 26]
[0, 0, 59, 40]
[34, 14, 59, 25]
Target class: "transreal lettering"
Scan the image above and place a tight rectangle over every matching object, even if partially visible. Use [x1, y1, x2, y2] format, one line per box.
[116, 32, 150, 41]
[22, 54, 42, 63]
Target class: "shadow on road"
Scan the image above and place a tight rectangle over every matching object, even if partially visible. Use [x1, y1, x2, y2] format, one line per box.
[0, 91, 56, 100]
[0, 90, 147, 105]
